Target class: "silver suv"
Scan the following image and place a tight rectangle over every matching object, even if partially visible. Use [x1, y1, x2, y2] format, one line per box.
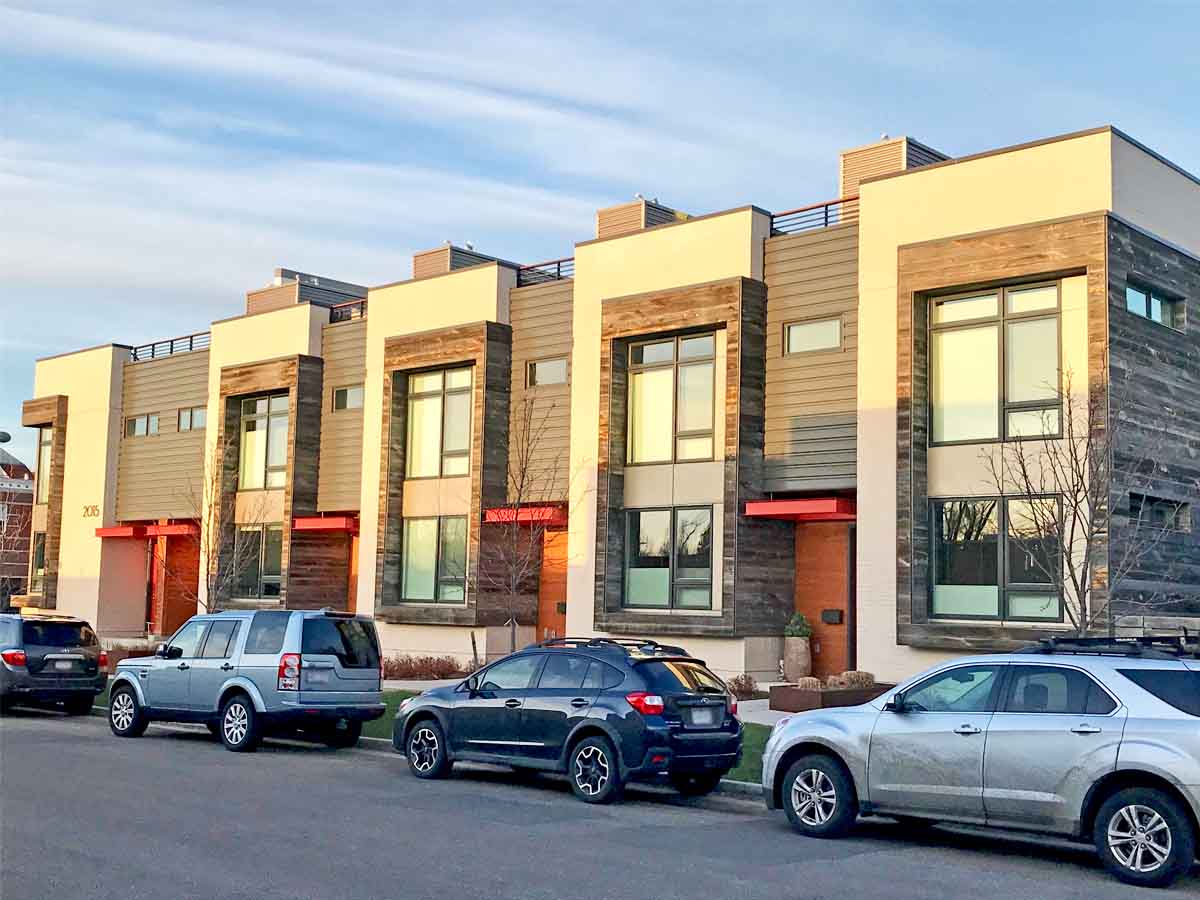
[762, 637, 1200, 888]
[109, 609, 384, 752]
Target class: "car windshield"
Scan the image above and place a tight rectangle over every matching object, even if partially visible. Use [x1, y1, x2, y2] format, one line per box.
[22, 621, 96, 648]
[638, 660, 726, 694]
[301, 618, 381, 669]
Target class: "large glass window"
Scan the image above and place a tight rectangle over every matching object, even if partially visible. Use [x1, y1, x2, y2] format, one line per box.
[234, 525, 283, 599]
[931, 497, 1061, 621]
[624, 507, 713, 610]
[239, 394, 288, 490]
[628, 333, 715, 464]
[35, 428, 51, 504]
[406, 368, 472, 478]
[930, 283, 1060, 443]
[1126, 282, 1185, 331]
[30, 532, 46, 594]
[400, 515, 467, 603]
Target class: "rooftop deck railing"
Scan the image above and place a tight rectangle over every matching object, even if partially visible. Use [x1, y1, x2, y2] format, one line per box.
[129, 331, 211, 362]
[770, 195, 859, 235]
[329, 298, 367, 323]
[516, 256, 575, 287]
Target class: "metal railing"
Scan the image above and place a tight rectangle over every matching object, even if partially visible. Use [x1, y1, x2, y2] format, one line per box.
[516, 256, 575, 286]
[129, 331, 211, 362]
[770, 195, 859, 235]
[329, 299, 367, 322]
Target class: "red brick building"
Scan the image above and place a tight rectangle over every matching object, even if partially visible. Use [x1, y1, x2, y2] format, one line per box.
[0, 449, 34, 605]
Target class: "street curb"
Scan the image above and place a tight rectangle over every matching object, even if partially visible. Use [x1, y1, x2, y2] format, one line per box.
[715, 778, 761, 798]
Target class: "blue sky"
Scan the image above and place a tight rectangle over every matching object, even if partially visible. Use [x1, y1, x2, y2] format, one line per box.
[2, 1, 1198, 465]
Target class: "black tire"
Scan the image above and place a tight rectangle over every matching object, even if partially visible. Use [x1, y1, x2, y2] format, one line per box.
[1094, 786, 1195, 888]
[782, 754, 859, 838]
[62, 695, 94, 716]
[406, 718, 452, 779]
[671, 771, 724, 797]
[323, 718, 363, 749]
[108, 685, 148, 737]
[568, 736, 623, 805]
[218, 693, 260, 752]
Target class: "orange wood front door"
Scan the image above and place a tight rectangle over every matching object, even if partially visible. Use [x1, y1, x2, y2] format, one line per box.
[537, 528, 568, 641]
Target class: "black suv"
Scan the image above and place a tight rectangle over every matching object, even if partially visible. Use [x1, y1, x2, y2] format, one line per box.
[393, 638, 743, 803]
[0, 612, 107, 714]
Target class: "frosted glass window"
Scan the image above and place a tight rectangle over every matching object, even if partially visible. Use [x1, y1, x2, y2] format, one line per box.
[406, 395, 442, 478]
[629, 368, 674, 463]
[931, 326, 999, 442]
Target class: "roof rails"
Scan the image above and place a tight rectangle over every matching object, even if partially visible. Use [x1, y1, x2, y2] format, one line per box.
[1017, 633, 1200, 660]
[531, 637, 691, 657]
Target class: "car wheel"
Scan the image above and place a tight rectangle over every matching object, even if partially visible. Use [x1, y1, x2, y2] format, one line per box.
[323, 719, 363, 749]
[569, 736, 623, 804]
[219, 694, 260, 752]
[406, 719, 452, 779]
[108, 685, 148, 737]
[782, 755, 858, 838]
[670, 772, 724, 797]
[62, 695, 94, 716]
[1094, 787, 1195, 888]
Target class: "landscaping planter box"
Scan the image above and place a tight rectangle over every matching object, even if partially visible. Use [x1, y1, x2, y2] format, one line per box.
[769, 683, 894, 713]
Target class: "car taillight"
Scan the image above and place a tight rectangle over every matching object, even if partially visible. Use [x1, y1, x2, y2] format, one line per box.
[99, 650, 109, 671]
[278, 653, 301, 690]
[1, 649, 27, 667]
[625, 692, 665, 716]
[728, 695, 738, 717]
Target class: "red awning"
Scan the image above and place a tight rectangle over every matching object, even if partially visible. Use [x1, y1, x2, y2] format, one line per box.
[483, 504, 568, 527]
[96, 522, 201, 539]
[95, 525, 146, 539]
[743, 497, 856, 522]
[292, 515, 359, 534]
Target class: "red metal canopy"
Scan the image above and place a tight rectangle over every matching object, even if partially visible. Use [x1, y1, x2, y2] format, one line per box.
[95, 522, 201, 539]
[95, 525, 145, 539]
[483, 504, 568, 527]
[743, 497, 856, 522]
[292, 515, 359, 534]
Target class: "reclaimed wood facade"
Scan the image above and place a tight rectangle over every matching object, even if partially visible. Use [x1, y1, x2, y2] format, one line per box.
[20, 395, 68, 608]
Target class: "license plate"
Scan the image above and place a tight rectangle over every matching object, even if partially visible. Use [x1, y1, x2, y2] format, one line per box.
[54, 660, 74, 671]
[690, 707, 717, 726]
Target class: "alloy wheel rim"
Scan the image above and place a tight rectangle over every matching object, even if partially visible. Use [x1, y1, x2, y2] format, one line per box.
[574, 746, 610, 796]
[1107, 804, 1172, 873]
[792, 769, 837, 826]
[409, 727, 439, 773]
[223, 703, 249, 745]
[111, 693, 135, 730]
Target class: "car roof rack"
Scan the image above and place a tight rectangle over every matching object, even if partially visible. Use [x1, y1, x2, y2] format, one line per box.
[530, 636, 692, 657]
[1016, 633, 1200, 660]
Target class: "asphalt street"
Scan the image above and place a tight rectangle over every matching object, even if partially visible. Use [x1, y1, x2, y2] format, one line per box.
[2, 710, 1196, 899]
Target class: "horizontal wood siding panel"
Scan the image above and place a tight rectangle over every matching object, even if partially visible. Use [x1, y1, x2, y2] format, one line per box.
[841, 140, 906, 197]
[116, 351, 209, 521]
[596, 201, 645, 239]
[413, 247, 450, 280]
[245, 283, 298, 316]
[763, 224, 859, 492]
[318, 320, 366, 511]
[509, 280, 573, 501]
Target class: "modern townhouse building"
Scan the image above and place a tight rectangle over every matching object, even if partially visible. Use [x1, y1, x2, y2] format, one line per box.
[16, 126, 1200, 682]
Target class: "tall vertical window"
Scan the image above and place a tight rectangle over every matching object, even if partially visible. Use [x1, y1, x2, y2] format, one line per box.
[400, 516, 467, 603]
[234, 525, 283, 599]
[239, 394, 289, 490]
[30, 532, 46, 594]
[35, 427, 51, 504]
[930, 283, 1060, 443]
[930, 496, 1061, 621]
[624, 507, 713, 610]
[628, 333, 715, 464]
[406, 368, 472, 478]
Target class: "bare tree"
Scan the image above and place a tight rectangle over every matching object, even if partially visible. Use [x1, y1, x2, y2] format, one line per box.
[0, 498, 32, 605]
[982, 370, 1182, 635]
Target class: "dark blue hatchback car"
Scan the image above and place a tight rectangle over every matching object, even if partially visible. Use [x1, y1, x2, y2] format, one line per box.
[393, 637, 743, 803]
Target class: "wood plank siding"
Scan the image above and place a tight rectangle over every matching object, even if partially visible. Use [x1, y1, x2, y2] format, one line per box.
[507, 279, 573, 502]
[763, 223, 859, 492]
[245, 283, 299, 316]
[841, 140, 907, 198]
[595, 200, 685, 240]
[116, 350, 209, 521]
[317, 319, 366, 512]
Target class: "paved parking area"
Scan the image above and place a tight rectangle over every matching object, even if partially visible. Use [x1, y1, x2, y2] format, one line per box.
[2, 709, 1196, 899]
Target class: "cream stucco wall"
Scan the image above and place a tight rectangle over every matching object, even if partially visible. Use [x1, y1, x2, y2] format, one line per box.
[356, 263, 515, 613]
[856, 131, 1115, 683]
[565, 207, 771, 638]
[1111, 132, 1200, 256]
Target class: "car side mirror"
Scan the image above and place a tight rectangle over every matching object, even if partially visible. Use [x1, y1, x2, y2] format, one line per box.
[884, 693, 907, 714]
[466, 674, 480, 694]
[155, 643, 169, 659]
[166, 645, 184, 660]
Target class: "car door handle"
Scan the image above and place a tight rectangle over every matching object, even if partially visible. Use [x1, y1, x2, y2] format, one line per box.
[177, 663, 190, 671]
[953, 724, 982, 735]
[504, 699, 522, 709]
[570, 698, 589, 708]
[220, 663, 235, 672]
[1070, 724, 1102, 734]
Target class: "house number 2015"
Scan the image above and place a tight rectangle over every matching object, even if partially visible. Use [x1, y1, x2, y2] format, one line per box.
[82, 505, 100, 518]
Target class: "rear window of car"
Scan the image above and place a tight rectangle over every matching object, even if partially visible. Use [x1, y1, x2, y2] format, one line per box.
[0, 619, 19, 645]
[638, 660, 725, 695]
[22, 621, 97, 648]
[301, 618, 381, 669]
[1119, 669, 1200, 716]
[244, 611, 291, 655]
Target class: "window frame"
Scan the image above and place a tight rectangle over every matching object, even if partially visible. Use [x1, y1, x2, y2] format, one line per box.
[928, 281, 1062, 447]
[622, 505, 714, 611]
[177, 406, 207, 432]
[405, 367, 473, 479]
[1125, 279, 1185, 332]
[238, 392, 289, 491]
[124, 413, 160, 439]
[35, 427, 51, 504]
[929, 494, 1064, 623]
[998, 663, 1119, 717]
[527, 356, 569, 388]
[398, 514, 469, 605]
[233, 524, 283, 601]
[783, 315, 844, 356]
[332, 384, 364, 412]
[1129, 492, 1192, 533]
[30, 531, 46, 594]
[627, 332, 717, 466]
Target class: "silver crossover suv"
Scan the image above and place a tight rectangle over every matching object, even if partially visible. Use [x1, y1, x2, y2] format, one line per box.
[762, 637, 1200, 888]
[109, 609, 384, 751]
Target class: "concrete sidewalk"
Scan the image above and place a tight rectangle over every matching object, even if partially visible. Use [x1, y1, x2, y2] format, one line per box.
[384, 678, 459, 692]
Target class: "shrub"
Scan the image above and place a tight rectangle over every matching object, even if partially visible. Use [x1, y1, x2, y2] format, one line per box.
[794, 676, 823, 691]
[839, 670, 876, 688]
[726, 673, 758, 700]
[382, 654, 469, 680]
[783, 613, 813, 639]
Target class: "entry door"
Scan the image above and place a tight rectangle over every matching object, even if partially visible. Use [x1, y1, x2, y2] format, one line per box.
[537, 528, 568, 641]
[451, 654, 544, 755]
[868, 663, 1005, 821]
